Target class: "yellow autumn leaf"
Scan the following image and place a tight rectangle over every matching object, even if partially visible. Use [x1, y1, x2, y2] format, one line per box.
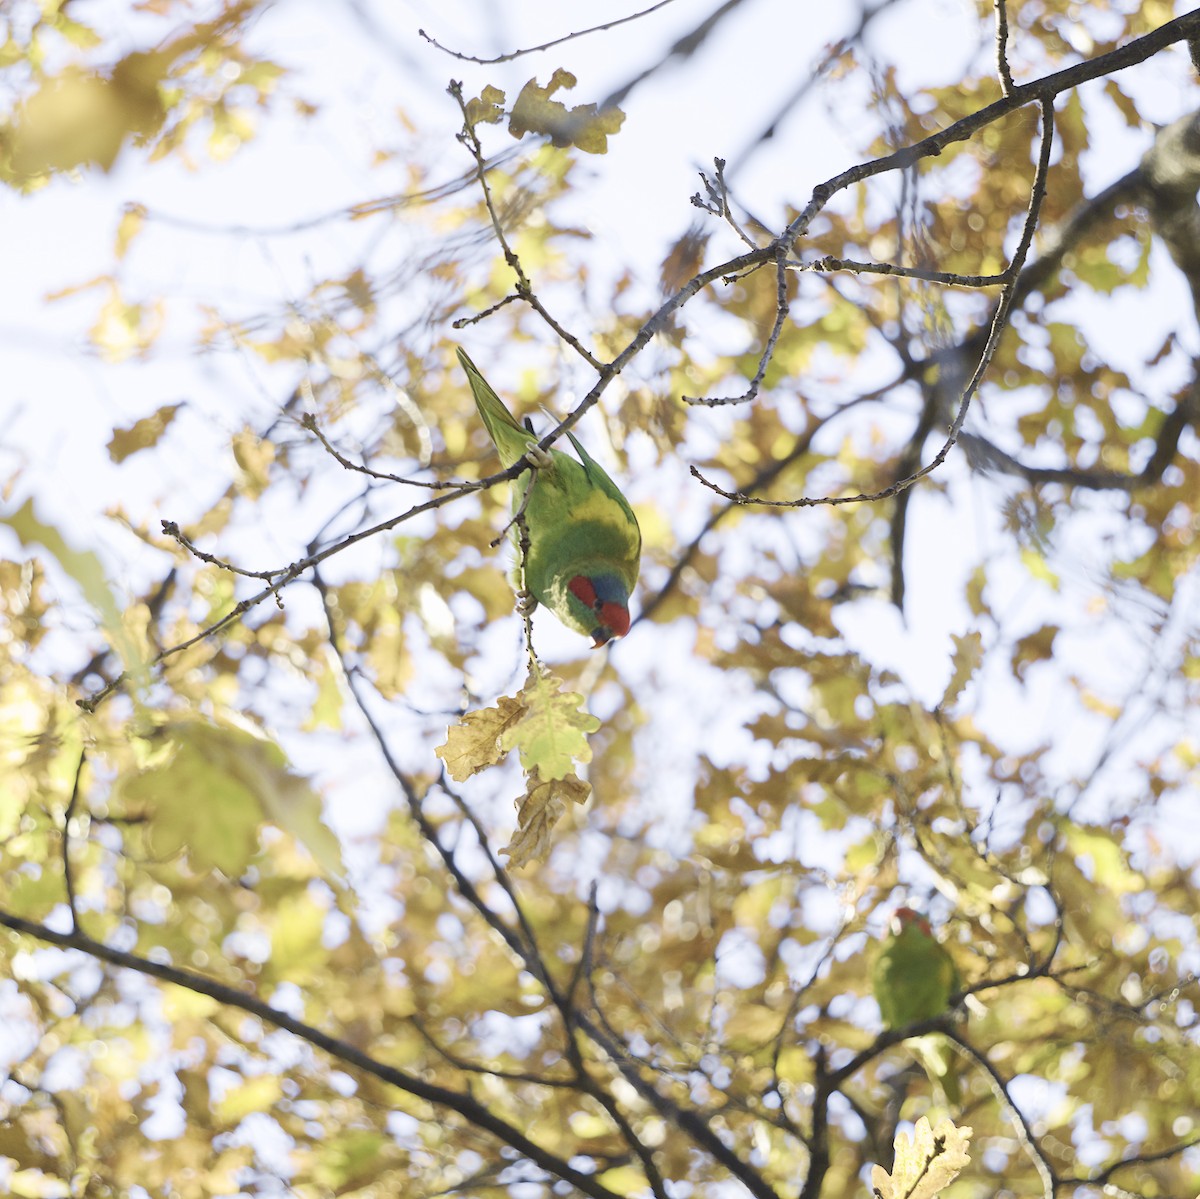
[215, 1075, 283, 1125]
[723, 1003, 781, 1050]
[107, 403, 183, 463]
[466, 83, 506, 127]
[501, 671, 599, 781]
[509, 70, 624, 154]
[1011, 623, 1059, 683]
[595, 1165, 648, 1196]
[118, 716, 343, 878]
[501, 769, 590, 868]
[436, 696, 525, 781]
[2, 499, 150, 688]
[941, 630, 983, 710]
[871, 1117, 972, 1199]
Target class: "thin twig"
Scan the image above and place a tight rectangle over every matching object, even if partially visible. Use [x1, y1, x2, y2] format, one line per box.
[301, 412, 473, 489]
[1068, 1133, 1200, 1188]
[451, 82, 601, 369]
[692, 157, 761, 250]
[689, 97, 1057, 509]
[61, 750, 85, 932]
[419, 0, 679, 65]
[161, 521, 281, 581]
[684, 244, 791, 406]
[944, 1029, 1057, 1199]
[811, 256, 1007, 288]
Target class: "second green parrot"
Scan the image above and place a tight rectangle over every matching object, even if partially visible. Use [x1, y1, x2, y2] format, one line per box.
[873, 906, 963, 1104]
[459, 348, 642, 646]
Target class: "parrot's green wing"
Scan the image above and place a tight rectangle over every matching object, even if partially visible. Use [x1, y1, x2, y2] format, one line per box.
[458, 347, 539, 469]
[873, 913, 963, 1105]
[565, 430, 640, 531]
[459, 348, 642, 645]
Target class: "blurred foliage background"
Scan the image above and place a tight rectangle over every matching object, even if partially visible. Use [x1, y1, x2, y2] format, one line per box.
[2, 1, 1200, 1196]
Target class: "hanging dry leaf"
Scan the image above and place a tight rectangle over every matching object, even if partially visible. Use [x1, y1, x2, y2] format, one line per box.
[436, 696, 525, 781]
[500, 769, 590, 868]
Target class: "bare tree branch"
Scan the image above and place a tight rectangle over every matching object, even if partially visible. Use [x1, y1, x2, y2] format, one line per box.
[0, 908, 628, 1199]
[420, 0, 681, 65]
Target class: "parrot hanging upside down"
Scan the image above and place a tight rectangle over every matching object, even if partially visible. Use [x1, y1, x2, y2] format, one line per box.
[872, 906, 963, 1105]
[458, 348, 642, 647]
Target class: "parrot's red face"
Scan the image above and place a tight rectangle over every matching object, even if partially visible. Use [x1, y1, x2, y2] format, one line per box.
[891, 906, 932, 937]
[568, 575, 631, 647]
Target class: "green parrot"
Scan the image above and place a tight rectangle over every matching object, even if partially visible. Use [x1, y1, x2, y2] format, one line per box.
[873, 906, 963, 1105]
[458, 348, 642, 646]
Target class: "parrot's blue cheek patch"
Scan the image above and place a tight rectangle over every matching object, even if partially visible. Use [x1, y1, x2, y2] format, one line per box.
[571, 576, 630, 645]
[590, 574, 628, 605]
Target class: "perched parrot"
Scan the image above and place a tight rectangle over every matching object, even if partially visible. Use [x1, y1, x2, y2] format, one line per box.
[873, 906, 963, 1105]
[458, 348, 642, 646]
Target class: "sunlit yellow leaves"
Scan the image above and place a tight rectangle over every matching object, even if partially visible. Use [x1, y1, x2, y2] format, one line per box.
[266, 889, 330, 983]
[89, 282, 165, 363]
[3, 499, 151, 687]
[2, 4, 1199, 1196]
[966, 564, 989, 617]
[231, 428, 275, 497]
[437, 670, 599, 865]
[733, 875, 786, 930]
[439, 671, 598, 783]
[328, 575, 417, 699]
[108, 404, 183, 464]
[117, 716, 343, 878]
[845, 832, 884, 873]
[0, 62, 165, 185]
[1113, 543, 1178, 600]
[597, 1164, 650, 1195]
[465, 84, 506, 128]
[872, 1117, 972, 1199]
[502, 672, 600, 780]
[162, 987, 221, 1022]
[1010, 623, 1059, 682]
[0, 9, 292, 185]
[438, 695, 525, 781]
[214, 1074, 282, 1124]
[208, 99, 257, 159]
[302, 649, 346, 732]
[509, 71, 625, 154]
[1019, 547, 1061, 590]
[723, 1002, 782, 1050]
[941, 630, 983, 710]
[120, 727, 263, 876]
[114, 203, 147, 258]
[8, 1169, 70, 1199]
[1065, 825, 1144, 896]
[310, 1130, 387, 1191]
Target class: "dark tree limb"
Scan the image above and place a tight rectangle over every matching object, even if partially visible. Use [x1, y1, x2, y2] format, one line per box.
[0, 908, 628, 1199]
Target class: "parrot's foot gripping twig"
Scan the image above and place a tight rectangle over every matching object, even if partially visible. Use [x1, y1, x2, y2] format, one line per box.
[524, 444, 553, 471]
[514, 516, 544, 673]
